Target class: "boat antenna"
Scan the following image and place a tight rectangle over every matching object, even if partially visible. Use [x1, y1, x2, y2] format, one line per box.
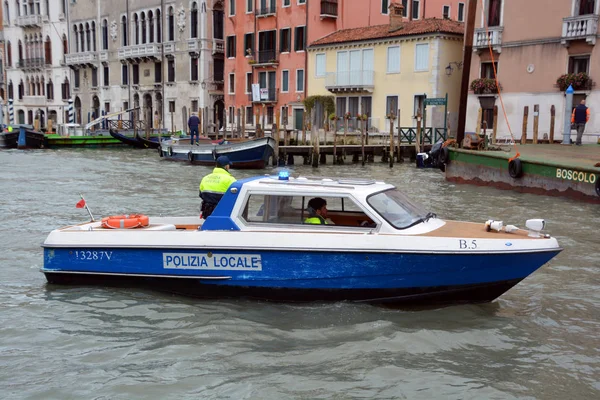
[78, 193, 96, 222]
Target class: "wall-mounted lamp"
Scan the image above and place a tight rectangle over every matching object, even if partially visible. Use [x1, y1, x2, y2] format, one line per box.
[201, 81, 207, 90]
[445, 61, 464, 76]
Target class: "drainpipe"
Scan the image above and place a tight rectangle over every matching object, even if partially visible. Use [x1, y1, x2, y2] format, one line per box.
[304, 0, 308, 106]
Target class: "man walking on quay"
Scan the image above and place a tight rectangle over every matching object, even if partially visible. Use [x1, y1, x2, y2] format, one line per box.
[571, 99, 590, 146]
[188, 112, 200, 145]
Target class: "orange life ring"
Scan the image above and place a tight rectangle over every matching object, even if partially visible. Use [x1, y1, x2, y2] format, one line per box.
[101, 214, 150, 229]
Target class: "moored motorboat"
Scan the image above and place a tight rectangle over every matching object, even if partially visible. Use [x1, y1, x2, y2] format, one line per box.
[41, 174, 562, 307]
[0, 128, 19, 149]
[158, 136, 276, 169]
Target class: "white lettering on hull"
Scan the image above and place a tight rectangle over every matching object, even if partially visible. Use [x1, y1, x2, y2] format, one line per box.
[163, 253, 262, 271]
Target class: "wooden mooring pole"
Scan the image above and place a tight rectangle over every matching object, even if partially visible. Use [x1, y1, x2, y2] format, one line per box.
[550, 105, 555, 143]
[533, 104, 539, 144]
[389, 116, 394, 168]
[521, 106, 529, 144]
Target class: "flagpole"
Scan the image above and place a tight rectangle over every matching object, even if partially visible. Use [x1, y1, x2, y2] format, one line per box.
[79, 193, 95, 221]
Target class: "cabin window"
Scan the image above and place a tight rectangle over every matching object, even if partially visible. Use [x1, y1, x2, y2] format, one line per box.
[240, 194, 374, 227]
[367, 189, 428, 229]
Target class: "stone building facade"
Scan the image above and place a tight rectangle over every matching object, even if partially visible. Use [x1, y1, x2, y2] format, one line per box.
[66, 0, 224, 133]
[2, 0, 72, 127]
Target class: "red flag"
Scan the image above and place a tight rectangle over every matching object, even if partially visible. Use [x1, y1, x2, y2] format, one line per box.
[76, 199, 86, 208]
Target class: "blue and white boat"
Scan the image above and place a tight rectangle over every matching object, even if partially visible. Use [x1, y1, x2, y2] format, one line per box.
[41, 174, 562, 306]
[159, 137, 276, 169]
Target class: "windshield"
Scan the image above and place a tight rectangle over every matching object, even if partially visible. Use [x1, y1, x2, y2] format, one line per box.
[367, 188, 430, 229]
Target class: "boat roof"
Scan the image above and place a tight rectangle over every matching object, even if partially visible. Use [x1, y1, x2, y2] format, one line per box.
[237, 174, 394, 195]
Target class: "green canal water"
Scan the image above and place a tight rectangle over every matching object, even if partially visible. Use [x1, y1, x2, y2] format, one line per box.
[0, 148, 598, 399]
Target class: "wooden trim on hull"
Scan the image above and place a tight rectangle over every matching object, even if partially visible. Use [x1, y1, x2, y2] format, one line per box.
[43, 272, 523, 307]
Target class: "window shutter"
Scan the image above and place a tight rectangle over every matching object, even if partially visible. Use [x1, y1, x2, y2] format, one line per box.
[415, 43, 429, 71]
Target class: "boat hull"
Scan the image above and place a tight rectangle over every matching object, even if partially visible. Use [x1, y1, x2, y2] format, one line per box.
[0, 131, 19, 148]
[42, 247, 560, 306]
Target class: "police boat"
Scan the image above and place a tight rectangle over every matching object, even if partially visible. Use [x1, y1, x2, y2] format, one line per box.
[41, 173, 562, 307]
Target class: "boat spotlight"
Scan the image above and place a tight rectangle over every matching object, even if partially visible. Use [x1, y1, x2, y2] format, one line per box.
[526, 219, 546, 237]
[485, 220, 503, 232]
[278, 170, 290, 181]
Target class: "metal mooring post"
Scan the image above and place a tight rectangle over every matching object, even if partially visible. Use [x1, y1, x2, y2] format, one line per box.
[562, 84, 574, 145]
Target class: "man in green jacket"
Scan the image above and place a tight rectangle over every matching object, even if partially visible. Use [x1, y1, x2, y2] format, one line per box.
[199, 156, 237, 218]
[304, 197, 330, 225]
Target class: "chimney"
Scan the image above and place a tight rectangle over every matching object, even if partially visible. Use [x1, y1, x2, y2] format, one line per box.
[388, 3, 405, 32]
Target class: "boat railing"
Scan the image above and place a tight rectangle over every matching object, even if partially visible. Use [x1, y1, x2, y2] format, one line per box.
[107, 119, 146, 131]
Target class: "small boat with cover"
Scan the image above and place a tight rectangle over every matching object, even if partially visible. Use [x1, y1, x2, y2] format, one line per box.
[41, 173, 562, 307]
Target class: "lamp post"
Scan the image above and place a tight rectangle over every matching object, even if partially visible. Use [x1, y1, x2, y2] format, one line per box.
[562, 84, 574, 145]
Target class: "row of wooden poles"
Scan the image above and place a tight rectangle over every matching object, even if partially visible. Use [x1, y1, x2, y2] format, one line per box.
[476, 104, 559, 144]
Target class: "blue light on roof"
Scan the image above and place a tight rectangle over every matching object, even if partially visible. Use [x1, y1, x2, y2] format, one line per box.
[278, 170, 290, 181]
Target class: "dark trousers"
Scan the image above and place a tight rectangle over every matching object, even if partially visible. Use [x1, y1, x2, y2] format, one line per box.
[190, 127, 199, 144]
[575, 123, 585, 145]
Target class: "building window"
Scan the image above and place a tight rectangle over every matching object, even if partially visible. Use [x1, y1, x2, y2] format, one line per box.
[191, 100, 198, 113]
[246, 72, 253, 93]
[122, 64, 128, 85]
[247, 0, 253, 12]
[191, 57, 199, 81]
[296, 69, 304, 92]
[169, 101, 175, 113]
[414, 43, 429, 71]
[267, 106, 274, 125]
[61, 79, 70, 99]
[121, 16, 128, 46]
[579, 0, 596, 15]
[227, 35, 236, 58]
[283, 0, 291, 7]
[44, 36, 52, 64]
[568, 56, 589, 74]
[168, 59, 175, 82]
[386, 46, 400, 73]
[168, 7, 175, 41]
[103, 66, 109, 86]
[381, 0, 389, 14]
[458, 2, 465, 21]
[246, 106, 253, 124]
[315, 54, 325, 77]
[74, 70, 80, 88]
[386, 96, 398, 115]
[282, 70, 289, 92]
[132, 64, 139, 84]
[155, 62, 162, 83]
[244, 33, 254, 56]
[480, 61, 498, 78]
[412, 0, 420, 19]
[47, 80, 54, 100]
[229, 106, 235, 124]
[191, 2, 198, 38]
[442, 5, 450, 19]
[91, 68, 98, 87]
[487, 0, 501, 26]
[229, 73, 235, 94]
[102, 19, 108, 50]
[294, 26, 305, 52]
[401, 0, 408, 17]
[229, 0, 236, 16]
[298, 0, 306, 4]
[280, 28, 291, 53]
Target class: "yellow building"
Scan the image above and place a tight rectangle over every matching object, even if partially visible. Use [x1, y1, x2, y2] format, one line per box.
[307, 6, 464, 136]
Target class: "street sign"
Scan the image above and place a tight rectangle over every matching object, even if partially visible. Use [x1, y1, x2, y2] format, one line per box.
[424, 97, 447, 106]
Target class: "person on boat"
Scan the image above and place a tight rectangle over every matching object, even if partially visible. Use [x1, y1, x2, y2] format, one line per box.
[188, 112, 200, 145]
[199, 156, 237, 219]
[304, 197, 332, 225]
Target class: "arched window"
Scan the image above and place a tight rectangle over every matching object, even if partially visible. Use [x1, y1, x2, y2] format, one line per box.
[25, 77, 30, 96]
[168, 6, 174, 41]
[191, 2, 198, 39]
[18, 80, 24, 100]
[61, 78, 70, 100]
[16, 0, 20, 17]
[4, 1, 9, 22]
[18, 40, 23, 64]
[121, 16, 128, 46]
[73, 25, 79, 52]
[47, 79, 54, 100]
[134, 13, 139, 44]
[141, 12, 146, 44]
[85, 23, 90, 52]
[92, 21, 97, 51]
[24, 35, 30, 61]
[156, 9, 161, 42]
[148, 11, 154, 43]
[79, 23, 84, 52]
[41, 77, 45, 97]
[45, 36, 52, 65]
[102, 19, 108, 50]
[8, 80, 14, 100]
[63, 34, 68, 56]
[7, 41, 12, 67]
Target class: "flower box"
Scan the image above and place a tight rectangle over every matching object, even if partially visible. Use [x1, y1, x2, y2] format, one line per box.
[556, 72, 591, 91]
[469, 78, 501, 94]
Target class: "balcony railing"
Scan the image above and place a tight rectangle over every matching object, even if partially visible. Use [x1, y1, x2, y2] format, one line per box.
[118, 44, 162, 60]
[65, 52, 98, 66]
[249, 87, 278, 103]
[15, 14, 42, 27]
[473, 26, 503, 51]
[163, 42, 176, 53]
[562, 14, 599, 45]
[320, 0, 338, 18]
[256, 4, 276, 17]
[213, 39, 224, 54]
[16, 58, 45, 69]
[325, 70, 374, 92]
[252, 49, 278, 65]
[188, 39, 201, 52]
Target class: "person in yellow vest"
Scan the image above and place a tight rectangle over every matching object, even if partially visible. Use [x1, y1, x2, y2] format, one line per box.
[199, 156, 237, 219]
[304, 197, 332, 225]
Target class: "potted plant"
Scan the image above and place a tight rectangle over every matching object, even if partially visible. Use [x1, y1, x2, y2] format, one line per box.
[357, 114, 368, 121]
[469, 78, 501, 94]
[344, 112, 352, 120]
[386, 112, 397, 121]
[556, 72, 590, 91]
[248, 59, 257, 65]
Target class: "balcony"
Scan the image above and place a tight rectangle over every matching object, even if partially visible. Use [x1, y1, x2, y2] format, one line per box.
[118, 43, 162, 61]
[256, 4, 276, 17]
[562, 14, 599, 46]
[473, 26, 503, 53]
[23, 95, 47, 106]
[163, 42, 176, 54]
[213, 39, 224, 55]
[99, 51, 109, 63]
[65, 52, 98, 68]
[188, 39, 202, 54]
[16, 58, 45, 70]
[250, 49, 279, 67]
[325, 70, 374, 93]
[249, 87, 278, 103]
[320, 0, 338, 18]
[15, 14, 42, 27]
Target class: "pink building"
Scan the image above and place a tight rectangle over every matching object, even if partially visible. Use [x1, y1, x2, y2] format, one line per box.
[224, 0, 468, 132]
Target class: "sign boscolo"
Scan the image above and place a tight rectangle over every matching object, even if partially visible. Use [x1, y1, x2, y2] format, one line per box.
[556, 168, 597, 183]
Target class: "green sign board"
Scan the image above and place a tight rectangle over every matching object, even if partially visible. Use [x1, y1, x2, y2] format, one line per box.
[424, 97, 447, 106]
